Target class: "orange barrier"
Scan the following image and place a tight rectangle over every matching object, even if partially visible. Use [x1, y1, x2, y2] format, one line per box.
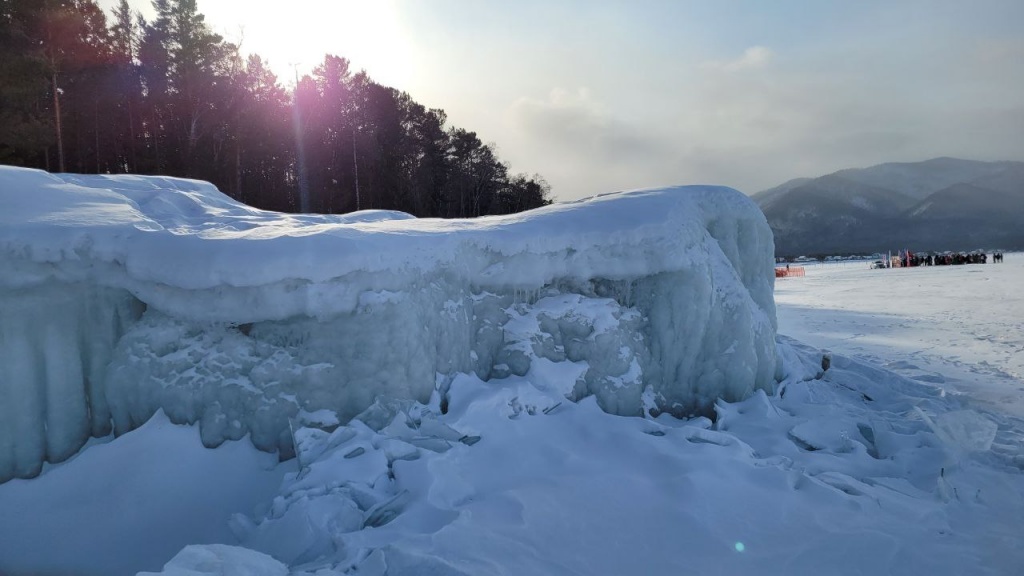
[775, 266, 805, 278]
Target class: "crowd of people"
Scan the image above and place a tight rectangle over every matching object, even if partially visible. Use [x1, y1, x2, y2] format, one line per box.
[877, 251, 1006, 268]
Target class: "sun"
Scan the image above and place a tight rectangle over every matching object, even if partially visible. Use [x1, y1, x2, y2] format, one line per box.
[199, 0, 416, 89]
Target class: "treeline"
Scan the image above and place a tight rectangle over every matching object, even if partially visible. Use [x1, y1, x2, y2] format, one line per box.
[0, 0, 550, 216]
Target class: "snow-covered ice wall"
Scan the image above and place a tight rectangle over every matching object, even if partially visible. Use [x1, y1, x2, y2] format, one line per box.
[0, 166, 776, 482]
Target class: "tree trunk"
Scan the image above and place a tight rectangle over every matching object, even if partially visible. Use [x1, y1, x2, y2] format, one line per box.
[352, 127, 360, 211]
[127, 95, 137, 172]
[52, 72, 65, 172]
[235, 141, 242, 201]
[94, 101, 101, 173]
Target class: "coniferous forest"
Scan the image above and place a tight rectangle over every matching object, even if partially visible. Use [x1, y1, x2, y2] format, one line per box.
[0, 0, 551, 216]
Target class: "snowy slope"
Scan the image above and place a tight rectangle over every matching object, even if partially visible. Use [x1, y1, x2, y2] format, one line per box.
[833, 157, 1015, 201]
[749, 176, 811, 211]
[754, 157, 1024, 255]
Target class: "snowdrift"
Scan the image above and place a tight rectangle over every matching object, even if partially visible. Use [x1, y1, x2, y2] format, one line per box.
[0, 166, 777, 482]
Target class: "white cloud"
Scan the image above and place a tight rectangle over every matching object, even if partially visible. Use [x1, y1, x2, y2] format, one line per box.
[702, 46, 774, 72]
[506, 88, 677, 199]
[509, 88, 668, 164]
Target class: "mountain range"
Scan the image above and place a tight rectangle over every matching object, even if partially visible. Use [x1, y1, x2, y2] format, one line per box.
[752, 157, 1024, 257]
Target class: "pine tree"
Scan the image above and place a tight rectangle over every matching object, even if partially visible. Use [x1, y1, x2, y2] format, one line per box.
[109, 0, 141, 171]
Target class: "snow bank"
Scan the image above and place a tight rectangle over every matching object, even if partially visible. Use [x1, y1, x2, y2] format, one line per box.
[0, 166, 776, 481]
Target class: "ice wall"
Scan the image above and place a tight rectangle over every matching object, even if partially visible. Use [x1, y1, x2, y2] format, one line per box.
[0, 284, 141, 479]
[0, 166, 777, 482]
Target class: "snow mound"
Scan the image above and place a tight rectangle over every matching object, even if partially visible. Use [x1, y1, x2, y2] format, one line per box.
[0, 166, 776, 482]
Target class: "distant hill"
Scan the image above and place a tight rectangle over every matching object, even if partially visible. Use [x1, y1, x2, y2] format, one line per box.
[753, 158, 1024, 257]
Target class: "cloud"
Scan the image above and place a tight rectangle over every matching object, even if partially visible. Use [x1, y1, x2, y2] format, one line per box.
[510, 89, 606, 141]
[507, 88, 675, 198]
[679, 35, 1024, 192]
[509, 88, 655, 159]
[505, 83, 838, 199]
[501, 17, 1024, 201]
[972, 38, 1024, 66]
[702, 46, 774, 72]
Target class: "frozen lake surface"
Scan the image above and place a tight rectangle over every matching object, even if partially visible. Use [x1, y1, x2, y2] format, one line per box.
[776, 255, 1024, 417]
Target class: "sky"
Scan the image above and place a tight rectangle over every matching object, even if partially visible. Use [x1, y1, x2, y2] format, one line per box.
[98, 0, 1024, 201]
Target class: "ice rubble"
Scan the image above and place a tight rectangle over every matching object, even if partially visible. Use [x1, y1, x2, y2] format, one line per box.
[0, 165, 777, 482]
[139, 337, 1024, 576]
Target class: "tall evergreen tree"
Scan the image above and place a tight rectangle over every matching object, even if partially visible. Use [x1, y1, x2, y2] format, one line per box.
[0, 0, 53, 167]
[108, 0, 141, 171]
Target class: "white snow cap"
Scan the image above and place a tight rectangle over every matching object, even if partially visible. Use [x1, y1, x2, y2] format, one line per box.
[0, 166, 777, 481]
[138, 544, 288, 576]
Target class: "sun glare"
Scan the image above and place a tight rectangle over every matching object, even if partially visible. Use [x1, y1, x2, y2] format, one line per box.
[203, 0, 415, 88]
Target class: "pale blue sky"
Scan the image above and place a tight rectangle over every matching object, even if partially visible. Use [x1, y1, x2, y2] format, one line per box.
[100, 0, 1024, 200]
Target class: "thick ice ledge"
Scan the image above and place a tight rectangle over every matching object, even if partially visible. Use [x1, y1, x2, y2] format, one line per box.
[0, 166, 777, 482]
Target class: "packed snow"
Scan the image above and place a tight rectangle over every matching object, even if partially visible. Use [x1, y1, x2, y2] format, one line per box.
[1, 167, 1022, 576]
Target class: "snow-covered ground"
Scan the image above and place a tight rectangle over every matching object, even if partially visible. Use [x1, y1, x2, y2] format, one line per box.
[0, 411, 291, 575]
[776, 257, 1024, 418]
[0, 169, 1022, 576]
[2, 259, 1020, 576]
